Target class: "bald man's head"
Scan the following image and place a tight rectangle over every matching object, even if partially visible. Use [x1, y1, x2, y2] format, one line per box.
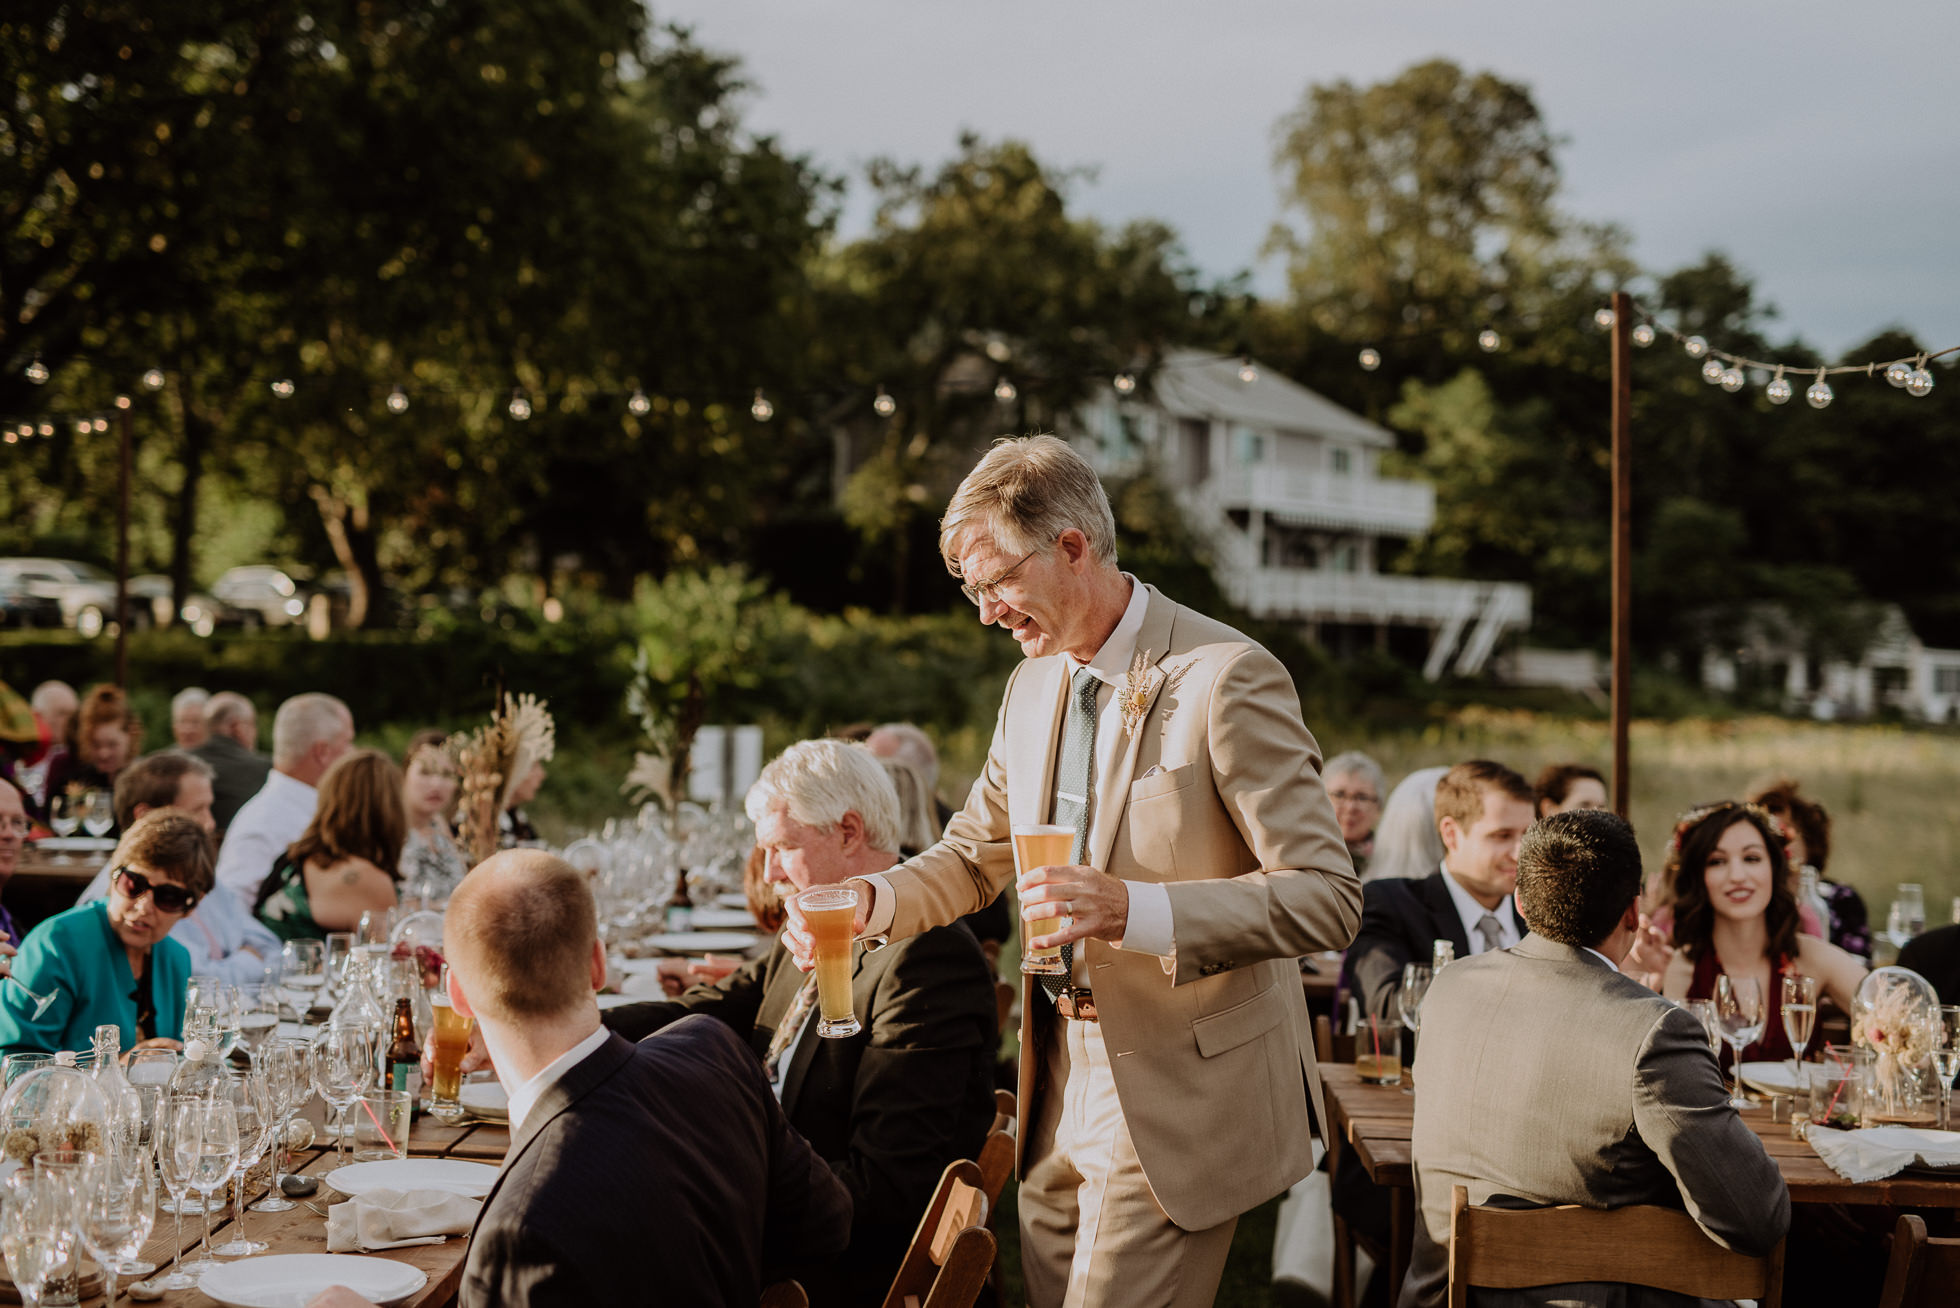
[444, 850, 597, 1025]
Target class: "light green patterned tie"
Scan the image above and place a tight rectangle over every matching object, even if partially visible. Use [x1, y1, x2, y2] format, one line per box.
[1043, 667, 1100, 1000]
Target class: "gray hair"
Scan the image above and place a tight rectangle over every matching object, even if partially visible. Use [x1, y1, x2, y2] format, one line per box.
[270, 692, 352, 768]
[1364, 765, 1450, 883]
[204, 691, 256, 733]
[939, 434, 1118, 573]
[1324, 751, 1384, 801]
[171, 687, 210, 718]
[877, 756, 940, 854]
[745, 739, 902, 856]
[30, 681, 76, 716]
[867, 722, 940, 792]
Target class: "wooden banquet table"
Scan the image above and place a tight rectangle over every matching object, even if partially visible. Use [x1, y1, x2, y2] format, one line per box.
[1318, 1062, 1960, 1306]
[8, 842, 108, 933]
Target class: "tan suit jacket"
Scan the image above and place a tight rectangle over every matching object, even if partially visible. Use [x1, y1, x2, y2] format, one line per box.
[876, 584, 1362, 1231]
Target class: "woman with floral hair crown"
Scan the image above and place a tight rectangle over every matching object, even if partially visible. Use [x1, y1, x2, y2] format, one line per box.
[1658, 801, 1866, 1063]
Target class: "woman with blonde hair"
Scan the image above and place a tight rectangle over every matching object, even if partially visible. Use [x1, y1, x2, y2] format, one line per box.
[253, 749, 407, 941]
[400, 729, 468, 898]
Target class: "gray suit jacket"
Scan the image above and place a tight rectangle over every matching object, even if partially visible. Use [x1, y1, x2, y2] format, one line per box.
[1399, 936, 1790, 1308]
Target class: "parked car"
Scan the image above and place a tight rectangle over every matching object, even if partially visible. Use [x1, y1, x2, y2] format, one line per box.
[0, 557, 118, 631]
[128, 575, 245, 638]
[210, 565, 311, 627]
[0, 563, 65, 628]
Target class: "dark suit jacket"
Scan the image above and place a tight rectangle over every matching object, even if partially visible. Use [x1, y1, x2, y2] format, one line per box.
[1345, 869, 1525, 1019]
[1899, 925, 1960, 1006]
[461, 1018, 851, 1308]
[605, 922, 997, 1306]
[187, 735, 272, 833]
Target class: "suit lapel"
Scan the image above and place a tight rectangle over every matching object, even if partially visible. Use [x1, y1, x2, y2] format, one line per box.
[1421, 871, 1474, 959]
[468, 1032, 635, 1240]
[776, 949, 839, 1112]
[1007, 657, 1069, 827]
[1088, 588, 1178, 874]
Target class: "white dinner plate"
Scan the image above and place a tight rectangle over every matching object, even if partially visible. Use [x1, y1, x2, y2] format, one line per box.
[611, 956, 672, 976]
[635, 931, 761, 954]
[461, 1081, 509, 1121]
[325, 1158, 501, 1198]
[688, 907, 759, 930]
[198, 1254, 428, 1308]
[1739, 1061, 1806, 1097]
[32, 836, 116, 853]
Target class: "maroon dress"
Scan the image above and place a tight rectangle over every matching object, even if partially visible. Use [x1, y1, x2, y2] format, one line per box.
[1687, 950, 1794, 1064]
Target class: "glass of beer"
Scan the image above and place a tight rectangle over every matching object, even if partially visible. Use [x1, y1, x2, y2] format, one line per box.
[426, 989, 475, 1123]
[799, 885, 861, 1038]
[1012, 824, 1073, 976]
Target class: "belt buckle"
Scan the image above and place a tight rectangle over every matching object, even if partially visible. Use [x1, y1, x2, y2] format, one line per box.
[1056, 988, 1098, 1022]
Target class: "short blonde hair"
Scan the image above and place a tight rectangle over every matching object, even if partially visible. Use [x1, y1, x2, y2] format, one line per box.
[745, 740, 902, 855]
[446, 850, 596, 1022]
[939, 434, 1118, 574]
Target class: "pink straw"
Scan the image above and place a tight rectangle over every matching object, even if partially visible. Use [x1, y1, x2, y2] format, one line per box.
[359, 1097, 403, 1157]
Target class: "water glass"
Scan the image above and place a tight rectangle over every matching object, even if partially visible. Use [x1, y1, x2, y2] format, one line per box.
[1355, 1017, 1402, 1086]
[2, 1171, 75, 1307]
[78, 1167, 154, 1308]
[31, 1150, 99, 1308]
[1807, 1062, 1859, 1131]
[353, 1090, 412, 1161]
[3, 1053, 53, 1086]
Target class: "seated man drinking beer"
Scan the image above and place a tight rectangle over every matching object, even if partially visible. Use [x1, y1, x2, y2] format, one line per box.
[606, 739, 999, 1308]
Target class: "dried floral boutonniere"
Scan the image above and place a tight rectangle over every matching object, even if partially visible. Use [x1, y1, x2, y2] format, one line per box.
[1118, 649, 1158, 735]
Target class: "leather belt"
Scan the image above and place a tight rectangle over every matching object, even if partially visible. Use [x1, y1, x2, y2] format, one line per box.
[1054, 987, 1098, 1022]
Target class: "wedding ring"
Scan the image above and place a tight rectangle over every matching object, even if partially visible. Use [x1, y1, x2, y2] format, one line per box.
[1063, 901, 1074, 918]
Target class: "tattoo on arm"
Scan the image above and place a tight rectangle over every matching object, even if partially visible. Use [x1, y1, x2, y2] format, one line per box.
[342, 865, 362, 885]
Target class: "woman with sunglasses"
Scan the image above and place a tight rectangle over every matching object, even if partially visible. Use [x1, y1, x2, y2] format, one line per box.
[0, 808, 208, 1055]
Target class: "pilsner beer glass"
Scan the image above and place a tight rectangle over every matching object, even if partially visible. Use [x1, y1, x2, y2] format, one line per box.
[1013, 824, 1073, 977]
[426, 988, 475, 1123]
[799, 886, 862, 1038]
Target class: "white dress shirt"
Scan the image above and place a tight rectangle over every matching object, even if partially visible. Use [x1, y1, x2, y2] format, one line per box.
[213, 770, 318, 909]
[1438, 859, 1521, 954]
[504, 1025, 610, 1138]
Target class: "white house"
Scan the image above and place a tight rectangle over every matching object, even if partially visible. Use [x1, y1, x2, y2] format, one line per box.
[1069, 348, 1531, 679]
[1700, 602, 1960, 722]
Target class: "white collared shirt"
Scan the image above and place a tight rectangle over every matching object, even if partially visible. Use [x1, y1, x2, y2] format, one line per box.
[1438, 859, 1520, 954]
[214, 770, 319, 908]
[1584, 947, 1620, 972]
[504, 1025, 609, 1138]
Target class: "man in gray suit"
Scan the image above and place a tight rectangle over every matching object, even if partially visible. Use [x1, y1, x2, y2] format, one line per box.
[1400, 809, 1789, 1308]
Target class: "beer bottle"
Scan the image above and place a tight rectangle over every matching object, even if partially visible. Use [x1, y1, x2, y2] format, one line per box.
[387, 997, 422, 1096]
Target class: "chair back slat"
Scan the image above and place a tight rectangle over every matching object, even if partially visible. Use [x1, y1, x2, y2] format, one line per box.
[1878, 1213, 1960, 1308]
[993, 1088, 1017, 1136]
[975, 1129, 1014, 1208]
[760, 1281, 809, 1308]
[1313, 1013, 1356, 1065]
[881, 1160, 997, 1308]
[1448, 1186, 1782, 1308]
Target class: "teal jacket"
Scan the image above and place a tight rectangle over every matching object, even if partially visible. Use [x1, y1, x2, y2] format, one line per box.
[0, 901, 191, 1056]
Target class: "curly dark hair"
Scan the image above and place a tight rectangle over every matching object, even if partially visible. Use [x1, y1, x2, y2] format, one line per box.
[1746, 776, 1830, 874]
[1667, 803, 1800, 964]
[1515, 809, 1643, 946]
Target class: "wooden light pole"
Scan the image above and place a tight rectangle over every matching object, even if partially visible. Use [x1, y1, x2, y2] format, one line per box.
[114, 403, 133, 688]
[1610, 291, 1633, 815]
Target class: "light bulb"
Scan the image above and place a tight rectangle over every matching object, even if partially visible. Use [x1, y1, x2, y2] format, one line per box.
[114, 394, 131, 410]
[1766, 370, 1793, 405]
[994, 378, 1017, 403]
[1632, 323, 1656, 348]
[1701, 357, 1726, 384]
[1358, 348, 1381, 372]
[1113, 372, 1136, 395]
[92, 417, 107, 432]
[3, 431, 16, 444]
[1594, 307, 1616, 330]
[627, 387, 652, 416]
[20, 423, 35, 438]
[37, 422, 52, 437]
[75, 420, 91, 437]
[751, 388, 774, 421]
[872, 387, 896, 417]
[1237, 357, 1257, 384]
[142, 368, 166, 390]
[1806, 372, 1833, 409]
[1908, 367, 1935, 397]
[1719, 366, 1745, 392]
[1477, 329, 1501, 353]
[508, 390, 532, 420]
[1886, 360, 1913, 388]
[1683, 336, 1708, 359]
[386, 386, 409, 414]
[270, 378, 295, 398]
[25, 356, 49, 385]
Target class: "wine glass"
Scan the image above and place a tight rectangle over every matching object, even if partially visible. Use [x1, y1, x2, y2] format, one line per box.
[1780, 973, 1820, 1083]
[235, 984, 281, 1064]
[323, 932, 356, 1003]
[152, 1097, 202, 1290]
[80, 789, 114, 839]
[171, 1095, 238, 1276]
[78, 1167, 154, 1308]
[1934, 1005, 1960, 1131]
[47, 792, 81, 863]
[254, 1039, 311, 1213]
[312, 1025, 375, 1168]
[1714, 975, 1766, 1109]
[213, 1072, 273, 1257]
[1, 1171, 74, 1308]
[1398, 964, 1431, 1091]
[281, 939, 327, 1005]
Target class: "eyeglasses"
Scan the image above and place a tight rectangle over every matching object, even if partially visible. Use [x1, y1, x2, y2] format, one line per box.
[959, 549, 1039, 607]
[1328, 789, 1380, 806]
[113, 865, 197, 914]
[0, 816, 30, 836]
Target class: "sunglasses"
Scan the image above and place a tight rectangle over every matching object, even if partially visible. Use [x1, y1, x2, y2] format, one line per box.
[113, 865, 197, 914]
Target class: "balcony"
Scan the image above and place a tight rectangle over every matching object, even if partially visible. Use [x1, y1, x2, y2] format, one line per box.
[1196, 466, 1435, 536]
[1221, 568, 1525, 626]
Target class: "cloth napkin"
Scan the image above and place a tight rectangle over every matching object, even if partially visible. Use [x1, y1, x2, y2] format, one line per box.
[1806, 1125, 1960, 1183]
[327, 1188, 483, 1251]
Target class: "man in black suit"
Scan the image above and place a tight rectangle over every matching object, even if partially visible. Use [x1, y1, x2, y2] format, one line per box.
[186, 692, 271, 835]
[447, 848, 851, 1308]
[1900, 925, 1960, 1005]
[606, 738, 998, 1308]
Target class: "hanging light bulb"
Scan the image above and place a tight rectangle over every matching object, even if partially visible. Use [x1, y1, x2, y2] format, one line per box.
[1237, 356, 1258, 384]
[386, 386, 410, 414]
[1477, 329, 1501, 353]
[1719, 365, 1746, 392]
[872, 386, 897, 417]
[1701, 357, 1726, 384]
[270, 378, 295, 398]
[3, 431, 16, 445]
[142, 368, 166, 391]
[1885, 359, 1913, 388]
[1908, 358, 1936, 397]
[114, 394, 132, 410]
[508, 389, 532, 420]
[1683, 336, 1708, 359]
[1631, 323, 1656, 348]
[1357, 348, 1381, 372]
[92, 417, 108, 432]
[994, 377, 1017, 403]
[24, 356, 49, 385]
[36, 422, 53, 437]
[75, 419, 91, 437]
[750, 388, 774, 421]
[627, 387, 652, 416]
[1766, 367, 1793, 405]
[1805, 370, 1833, 409]
[1594, 307, 1617, 330]
[19, 423, 35, 438]
[1113, 372, 1136, 395]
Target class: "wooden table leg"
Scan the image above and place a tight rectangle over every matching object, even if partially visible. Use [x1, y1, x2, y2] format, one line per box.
[1387, 1184, 1413, 1306]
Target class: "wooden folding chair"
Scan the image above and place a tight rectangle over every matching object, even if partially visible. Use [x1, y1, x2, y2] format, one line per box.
[1315, 1014, 1373, 1308]
[880, 1159, 998, 1308]
[760, 1281, 809, 1308]
[992, 1088, 1017, 1136]
[1877, 1213, 1960, 1308]
[1447, 1185, 1784, 1308]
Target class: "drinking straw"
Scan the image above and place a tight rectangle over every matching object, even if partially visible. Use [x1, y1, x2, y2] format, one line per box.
[1369, 1013, 1381, 1063]
[359, 1096, 404, 1157]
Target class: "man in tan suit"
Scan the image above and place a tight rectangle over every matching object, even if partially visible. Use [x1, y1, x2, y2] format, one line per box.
[786, 435, 1362, 1307]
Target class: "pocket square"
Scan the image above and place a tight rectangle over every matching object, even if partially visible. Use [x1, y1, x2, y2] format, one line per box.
[1139, 765, 1165, 779]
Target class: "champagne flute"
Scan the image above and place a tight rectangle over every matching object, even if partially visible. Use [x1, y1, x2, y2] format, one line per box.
[235, 984, 281, 1064]
[78, 1168, 154, 1308]
[81, 788, 114, 838]
[1398, 964, 1431, 1094]
[1935, 1005, 1960, 1131]
[1714, 975, 1765, 1109]
[1, 1171, 74, 1308]
[172, 1096, 237, 1276]
[312, 1025, 375, 1168]
[213, 1072, 272, 1256]
[254, 1039, 311, 1212]
[47, 793, 80, 864]
[1779, 974, 1820, 1084]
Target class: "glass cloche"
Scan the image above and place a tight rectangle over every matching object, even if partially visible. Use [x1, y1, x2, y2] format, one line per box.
[0, 1056, 112, 1164]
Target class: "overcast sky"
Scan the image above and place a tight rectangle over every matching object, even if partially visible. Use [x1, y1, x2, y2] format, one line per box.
[656, 0, 1957, 361]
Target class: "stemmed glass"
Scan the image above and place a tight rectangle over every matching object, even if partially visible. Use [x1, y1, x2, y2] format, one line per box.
[32, 1149, 99, 1306]
[213, 1073, 273, 1257]
[1398, 964, 1431, 1093]
[236, 984, 282, 1065]
[312, 1025, 376, 1168]
[255, 1039, 311, 1213]
[1, 1171, 74, 1308]
[1934, 1005, 1960, 1131]
[170, 1095, 238, 1277]
[78, 1167, 155, 1308]
[80, 789, 114, 839]
[152, 1098, 202, 1290]
[281, 939, 327, 1010]
[323, 932, 356, 1005]
[1780, 973, 1820, 1083]
[1714, 975, 1766, 1109]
